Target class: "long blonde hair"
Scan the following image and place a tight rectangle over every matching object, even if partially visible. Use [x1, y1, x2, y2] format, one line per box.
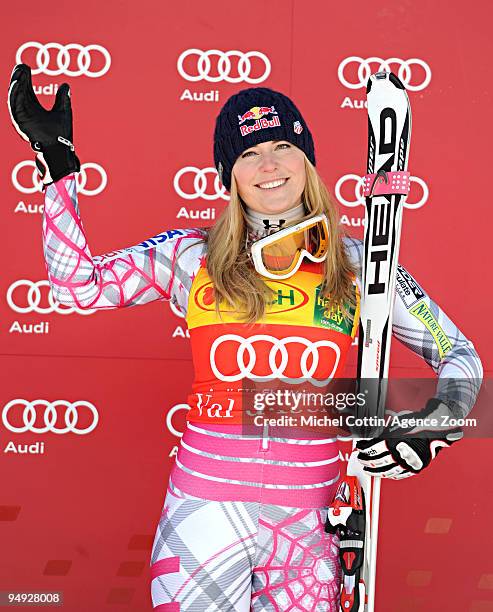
[200, 157, 356, 324]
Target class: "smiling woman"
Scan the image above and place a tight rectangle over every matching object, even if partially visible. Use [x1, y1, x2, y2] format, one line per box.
[232, 140, 307, 215]
[202, 88, 357, 327]
[8, 66, 482, 612]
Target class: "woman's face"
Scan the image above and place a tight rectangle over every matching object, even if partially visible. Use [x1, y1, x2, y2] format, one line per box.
[232, 140, 306, 214]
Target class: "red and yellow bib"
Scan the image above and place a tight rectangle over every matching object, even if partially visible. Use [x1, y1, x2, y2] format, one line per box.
[185, 258, 360, 424]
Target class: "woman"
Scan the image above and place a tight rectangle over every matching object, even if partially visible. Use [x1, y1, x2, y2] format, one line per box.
[9, 65, 482, 611]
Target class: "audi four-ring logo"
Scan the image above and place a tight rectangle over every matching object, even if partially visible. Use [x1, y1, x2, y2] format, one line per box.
[177, 49, 271, 84]
[335, 174, 429, 210]
[7, 280, 94, 315]
[338, 57, 432, 91]
[174, 167, 229, 201]
[2, 399, 99, 434]
[210, 334, 341, 386]
[12, 160, 107, 196]
[16, 42, 111, 77]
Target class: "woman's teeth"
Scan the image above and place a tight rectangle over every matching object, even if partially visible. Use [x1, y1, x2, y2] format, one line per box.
[257, 178, 287, 190]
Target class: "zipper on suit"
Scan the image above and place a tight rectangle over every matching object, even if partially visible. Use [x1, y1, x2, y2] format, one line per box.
[261, 422, 269, 451]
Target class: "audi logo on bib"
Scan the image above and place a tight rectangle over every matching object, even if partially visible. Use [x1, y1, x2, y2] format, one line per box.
[2, 399, 99, 434]
[12, 160, 107, 196]
[173, 167, 229, 201]
[177, 49, 271, 84]
[7, 280, 94, 315]
[335, 173, 428, 210]
[15, 41, 111, 78]
[210, 334, 341, 386]
[338, 57, 432, 91]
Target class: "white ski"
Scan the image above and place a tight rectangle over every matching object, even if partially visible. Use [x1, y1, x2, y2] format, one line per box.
[328, 71, 412, 612]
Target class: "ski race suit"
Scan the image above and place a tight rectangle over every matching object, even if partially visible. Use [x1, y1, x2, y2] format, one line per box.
[42, 176, 482, 611]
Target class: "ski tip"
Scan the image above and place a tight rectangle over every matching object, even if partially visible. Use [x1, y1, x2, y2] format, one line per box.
[367, 70, 389, 92]
[368, 70, 407, 92]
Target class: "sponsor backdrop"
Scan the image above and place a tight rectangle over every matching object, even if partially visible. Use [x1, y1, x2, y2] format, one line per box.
[1, 0, 491, 610]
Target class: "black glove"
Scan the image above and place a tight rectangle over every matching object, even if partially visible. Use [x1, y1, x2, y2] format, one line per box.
[355, 398, 463, 479]
[8, 63, 80, 186]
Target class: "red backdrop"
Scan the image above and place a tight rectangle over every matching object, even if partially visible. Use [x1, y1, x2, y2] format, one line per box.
[1, 1, 492, 610]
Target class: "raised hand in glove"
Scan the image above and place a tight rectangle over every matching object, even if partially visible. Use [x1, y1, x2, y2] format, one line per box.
[8, 63, 80, 186]
[356, 398, 463, 480]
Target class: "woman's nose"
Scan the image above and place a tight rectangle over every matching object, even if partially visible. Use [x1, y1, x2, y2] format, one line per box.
[258, 152, 278, 172]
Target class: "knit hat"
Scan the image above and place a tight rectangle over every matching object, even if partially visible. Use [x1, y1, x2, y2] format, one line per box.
[213, 87, 315, 191]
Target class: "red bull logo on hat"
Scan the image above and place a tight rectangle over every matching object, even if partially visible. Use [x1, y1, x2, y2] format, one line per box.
[237, 106, 277, 125]
[237, 105, 281, 136]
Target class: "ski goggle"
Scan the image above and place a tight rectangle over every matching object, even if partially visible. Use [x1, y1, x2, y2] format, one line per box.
[250, 214, 329, 280]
